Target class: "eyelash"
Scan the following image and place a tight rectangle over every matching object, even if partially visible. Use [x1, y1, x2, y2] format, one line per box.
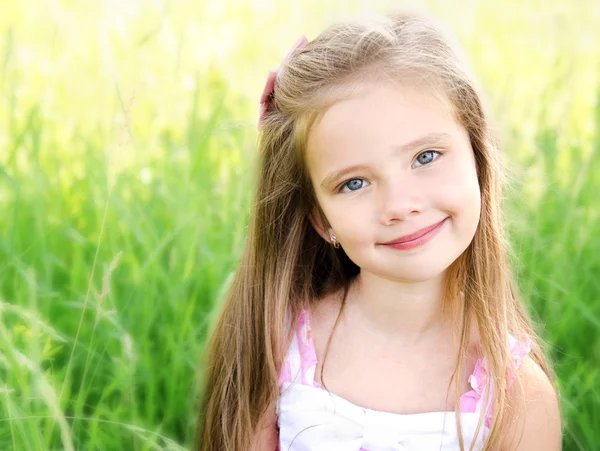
[337, 150, 443, 193]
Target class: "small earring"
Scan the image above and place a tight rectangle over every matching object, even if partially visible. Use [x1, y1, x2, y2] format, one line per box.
[330, 234, 340, 249]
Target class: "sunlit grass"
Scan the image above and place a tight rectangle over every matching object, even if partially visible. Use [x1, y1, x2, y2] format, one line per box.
[0, 0, 598, 449]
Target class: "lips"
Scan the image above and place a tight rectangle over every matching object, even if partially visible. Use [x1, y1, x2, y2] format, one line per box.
[380, 218, 448, 245]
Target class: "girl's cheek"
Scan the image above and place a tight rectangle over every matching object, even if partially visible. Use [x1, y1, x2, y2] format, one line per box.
[328, 202, 361, 226]
[438, 157, 480, 198]
[325, 200, 369, 235]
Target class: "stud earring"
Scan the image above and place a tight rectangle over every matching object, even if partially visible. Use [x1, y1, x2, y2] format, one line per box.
[330, 234, 340, 249]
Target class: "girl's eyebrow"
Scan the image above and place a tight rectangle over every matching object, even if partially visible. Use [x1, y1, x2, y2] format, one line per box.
[392, 132, 453, 155]
[320, 164, 370, 190]
[320, 132, 453, 190]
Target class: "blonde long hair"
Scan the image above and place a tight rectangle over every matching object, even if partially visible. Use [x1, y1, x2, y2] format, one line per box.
[196, 11, 553, 450]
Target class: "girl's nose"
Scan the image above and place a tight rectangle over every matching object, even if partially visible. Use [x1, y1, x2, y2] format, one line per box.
[378, 178, 423, 225]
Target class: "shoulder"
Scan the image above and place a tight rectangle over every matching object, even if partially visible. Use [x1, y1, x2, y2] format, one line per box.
[500, 357, 562, 451]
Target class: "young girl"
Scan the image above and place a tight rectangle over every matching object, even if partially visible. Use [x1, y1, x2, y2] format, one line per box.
[196, 11, 561, 451]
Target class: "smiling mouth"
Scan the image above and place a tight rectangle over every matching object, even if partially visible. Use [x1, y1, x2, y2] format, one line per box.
[379, 217, 448, 248]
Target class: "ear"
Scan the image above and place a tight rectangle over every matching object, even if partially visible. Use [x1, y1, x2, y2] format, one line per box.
[308, 207, 332, 243]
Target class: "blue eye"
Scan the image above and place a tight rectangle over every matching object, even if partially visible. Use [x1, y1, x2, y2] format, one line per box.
[340, 178, 369, 193]
[413, 150, 441, 167]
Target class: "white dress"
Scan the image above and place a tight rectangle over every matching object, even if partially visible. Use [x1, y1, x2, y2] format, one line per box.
[276, 310, 532, 451]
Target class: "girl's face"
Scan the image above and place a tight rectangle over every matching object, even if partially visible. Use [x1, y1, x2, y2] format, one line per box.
[306, 81, 481, 282]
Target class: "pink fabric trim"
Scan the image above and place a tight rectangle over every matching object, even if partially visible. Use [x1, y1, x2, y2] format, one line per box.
[278, 310, 321, 388]
[277, 358, 292, 387]
[507, 338, 533, 384]
[459, 358, 487, 412]
[459, 336, 532, 427]
[296, 310, 321, 387]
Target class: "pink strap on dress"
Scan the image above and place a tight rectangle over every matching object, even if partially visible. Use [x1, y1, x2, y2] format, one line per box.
[459, 335, 532, 427]
[278, 310, 320, 388]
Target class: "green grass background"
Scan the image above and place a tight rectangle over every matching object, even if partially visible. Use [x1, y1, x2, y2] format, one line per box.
[0, 0, 598, 449]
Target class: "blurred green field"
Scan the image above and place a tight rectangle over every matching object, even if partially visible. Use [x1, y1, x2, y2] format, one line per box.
[0, 0, 598, 449]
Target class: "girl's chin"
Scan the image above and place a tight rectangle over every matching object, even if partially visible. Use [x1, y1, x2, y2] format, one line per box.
[359, 265, 451, 284]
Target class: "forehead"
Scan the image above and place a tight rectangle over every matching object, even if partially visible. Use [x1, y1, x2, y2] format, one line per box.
[305, 81, 465, 181]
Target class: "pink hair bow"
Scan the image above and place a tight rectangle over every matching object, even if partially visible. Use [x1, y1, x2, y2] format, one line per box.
[258, 35, 309, 125]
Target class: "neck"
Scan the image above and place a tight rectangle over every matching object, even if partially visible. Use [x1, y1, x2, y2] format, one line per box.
[344, 271, 456, 346]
